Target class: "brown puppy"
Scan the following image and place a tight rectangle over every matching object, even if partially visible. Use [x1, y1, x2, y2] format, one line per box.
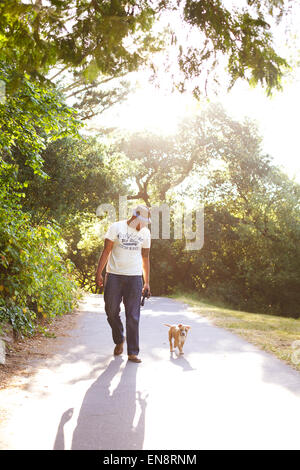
[164, 323, 191, 354]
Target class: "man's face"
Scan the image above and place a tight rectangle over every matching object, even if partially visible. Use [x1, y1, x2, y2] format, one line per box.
[132, 211, 150, 229]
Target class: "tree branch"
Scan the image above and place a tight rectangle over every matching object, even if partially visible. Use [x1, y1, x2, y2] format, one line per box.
[48, 64, 69, 81]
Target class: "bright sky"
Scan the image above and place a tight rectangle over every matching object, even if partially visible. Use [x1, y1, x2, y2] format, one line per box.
[87, 2, 300, 183]
[221, 77, 300, 182]
[89, 74, 300, 182]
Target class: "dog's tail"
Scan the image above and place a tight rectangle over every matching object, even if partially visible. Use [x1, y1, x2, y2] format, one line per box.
[163, 323, 173, 327]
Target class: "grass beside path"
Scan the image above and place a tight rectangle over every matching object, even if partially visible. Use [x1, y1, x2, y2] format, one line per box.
[169, 292, 300, 372]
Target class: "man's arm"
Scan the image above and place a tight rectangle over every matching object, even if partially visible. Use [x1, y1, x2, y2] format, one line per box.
[142, 247, 150, 296]
[95, 239, 114, 287]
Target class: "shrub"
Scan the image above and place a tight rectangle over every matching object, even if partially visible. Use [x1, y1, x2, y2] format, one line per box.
[0, 202, 79, 336]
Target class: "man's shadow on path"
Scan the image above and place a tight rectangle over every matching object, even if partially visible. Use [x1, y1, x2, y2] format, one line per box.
[53, 357, 147, 450]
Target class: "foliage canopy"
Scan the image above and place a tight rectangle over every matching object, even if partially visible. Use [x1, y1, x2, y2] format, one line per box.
[0, 0, 293, 97]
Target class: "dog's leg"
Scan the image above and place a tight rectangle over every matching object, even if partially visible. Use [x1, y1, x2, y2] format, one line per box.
[169, 331, 175, 352]
[178, 341, 184, 355]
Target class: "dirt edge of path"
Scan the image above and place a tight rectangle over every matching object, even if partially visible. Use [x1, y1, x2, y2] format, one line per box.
[0, 310, 80, 392]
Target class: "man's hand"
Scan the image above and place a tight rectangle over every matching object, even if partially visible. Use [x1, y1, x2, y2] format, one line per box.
[95, 239, 114, 289]
[96, 274, 104, 288]
[142, 283, 151, 297]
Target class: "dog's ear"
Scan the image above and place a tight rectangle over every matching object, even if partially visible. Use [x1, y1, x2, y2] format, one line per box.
[185, 326, 191, 330]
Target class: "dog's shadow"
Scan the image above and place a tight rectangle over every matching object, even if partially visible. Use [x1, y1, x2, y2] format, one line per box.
[169, 351, 195, 372]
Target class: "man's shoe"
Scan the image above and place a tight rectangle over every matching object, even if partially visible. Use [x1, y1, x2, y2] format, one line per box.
[114, 341, 124, 356]
[128, 355, 142, 363]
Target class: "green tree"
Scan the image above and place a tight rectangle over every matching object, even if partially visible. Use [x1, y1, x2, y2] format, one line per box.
[19, 136, 122, 222]
[0, 0, 162, 84]
[118, 128, 210, 204]
[0, 63, 81, 179]
[119, 104, 300, 315]
[0, 0, 291, 98]
[18, 136, 130, 290]
[0, 64, 82, 335]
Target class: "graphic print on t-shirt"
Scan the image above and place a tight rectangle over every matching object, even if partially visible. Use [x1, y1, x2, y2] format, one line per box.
[117, 232, 144, 251]
[104, 220, 151, 275]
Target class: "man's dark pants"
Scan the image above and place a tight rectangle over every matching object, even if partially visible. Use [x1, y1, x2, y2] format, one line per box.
[104, 273, 143, 356]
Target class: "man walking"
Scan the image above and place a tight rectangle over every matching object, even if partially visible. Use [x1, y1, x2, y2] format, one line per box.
[96, 205, 151, 363]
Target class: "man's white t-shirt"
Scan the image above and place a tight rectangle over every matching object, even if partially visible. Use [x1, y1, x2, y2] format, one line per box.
[104, 220, 151, 276]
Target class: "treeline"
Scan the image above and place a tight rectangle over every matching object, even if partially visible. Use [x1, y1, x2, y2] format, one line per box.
[20, 103, 300, 317]
[1, 65, 299, 339]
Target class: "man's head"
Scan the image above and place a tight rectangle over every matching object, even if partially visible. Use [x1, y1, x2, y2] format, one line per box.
[128, 205, 151, 230]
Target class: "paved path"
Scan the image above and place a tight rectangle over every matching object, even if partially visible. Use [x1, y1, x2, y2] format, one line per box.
[1, 294, 300, 450]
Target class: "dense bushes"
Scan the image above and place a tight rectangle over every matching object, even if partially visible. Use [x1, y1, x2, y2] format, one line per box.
[150, 196, 300, 317]
[0, 195, 78, 335]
